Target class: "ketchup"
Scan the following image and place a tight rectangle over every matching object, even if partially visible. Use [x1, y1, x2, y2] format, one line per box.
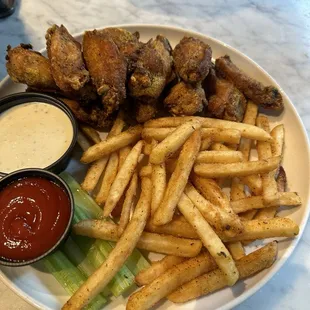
[0, 177, 71, 261]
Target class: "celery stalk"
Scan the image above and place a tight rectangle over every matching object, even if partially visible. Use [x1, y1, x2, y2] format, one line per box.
[43, 251, 107, 310]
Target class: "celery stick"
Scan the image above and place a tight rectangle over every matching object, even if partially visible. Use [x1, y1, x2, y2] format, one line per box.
[61, 173, 150, 274]
[43, 251, 106, 310]
[62, 236, 110, 297]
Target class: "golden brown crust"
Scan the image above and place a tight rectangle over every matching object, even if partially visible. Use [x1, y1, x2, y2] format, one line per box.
[6, 44, 57, 90]
[164, 81, 207, 116]
[129, 35, 173, 99]
[46, 25, 89, 93]
[83, 30, 127, 116]
[208, 78, 246, 122]
[135, 98, 158, 123]
[215, 55, 283, 110]
[173, 37, 212, 83]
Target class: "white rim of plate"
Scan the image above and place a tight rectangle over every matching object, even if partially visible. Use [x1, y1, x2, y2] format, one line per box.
[0, 23, 309, 310]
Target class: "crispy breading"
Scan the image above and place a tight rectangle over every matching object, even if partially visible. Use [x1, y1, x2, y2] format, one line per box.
[83, 30, 127, 116]
[135, 98, 158, 123]
[129, 35, 173, 99]
[173, 36, 212, 83]
[215, 55, 283, 110]
[164, 81, 207, 116]
[46, 24, 89, 93]
[6, 44, 57, 90]
[100, 28, 142, 72]
[208, 78, 246, 122]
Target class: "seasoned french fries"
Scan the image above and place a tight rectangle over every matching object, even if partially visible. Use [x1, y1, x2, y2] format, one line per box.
[63, 177, 151, 310]
[153, 130, 201, 225]
[73, 220, 202, 257]
[139, 165, 152, 178]
[231, 192, 301, 214]
[135, 256, 186, 286]
[145, 117, 272, 141]
[118, 145, 131, 171]
[118, 172, 138, 236]
[81, 125, 142, 163]
[178, 194, 239, 286]
[194, 156, 281, 178]
[149, 120, 201, 165]
[127, 252, 217, 310]
[168, 241, 278, 303]
[196, 150, 243, 164]
[80, 124, 101, 144]
[271, 124, 285, 158]
[103, 140, 143, 217]
[201, 128, 241, 144]
[226, 242, 245, 260]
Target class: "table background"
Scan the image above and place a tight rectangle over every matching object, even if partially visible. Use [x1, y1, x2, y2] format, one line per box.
[0, 0, 309, 309]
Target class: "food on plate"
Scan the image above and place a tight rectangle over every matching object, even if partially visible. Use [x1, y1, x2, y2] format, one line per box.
[83, 30, 127, 117]
[135, 255, 186, 286]
[0, 177, 71, 261]
[0, 102, 73, 173]
[168, 241, 277, 303]
[3, 26, 304, 310]
[6, 44, 57, 90]
[46, 24, 90, 93]
[207, 78, 246, 122]
[152, 130, 201, 225]
[164, 81, 207, 115]
[173, 36, 212, 83]
[215, 55, 283, 110]
[100, 27, 141, 71]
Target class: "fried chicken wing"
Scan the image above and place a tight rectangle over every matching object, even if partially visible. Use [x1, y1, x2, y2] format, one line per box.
[173, 37, 212, 83]
[129, 35, 173, 99]
[215, 55, 283, 110]
[46, 25, 89, 93]
[207, 78, 246, 122]
[100, 28, 141, 72]
[135, 98, 157, 123]
[164, 81, 207, 116]
[59, 98, 112, 128]
[6, 44, 57, 90]
[83, 30, 127, 116]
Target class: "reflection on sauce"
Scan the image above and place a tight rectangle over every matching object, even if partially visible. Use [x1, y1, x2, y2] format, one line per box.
[0, 177, 71, 261]
[0, 102, 73, 173]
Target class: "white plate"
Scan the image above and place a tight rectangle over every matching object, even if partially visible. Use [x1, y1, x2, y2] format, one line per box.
[0, 24, 309, 310]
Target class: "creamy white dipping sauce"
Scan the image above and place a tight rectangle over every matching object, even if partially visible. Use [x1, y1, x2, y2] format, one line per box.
[0, 102, 73, 173]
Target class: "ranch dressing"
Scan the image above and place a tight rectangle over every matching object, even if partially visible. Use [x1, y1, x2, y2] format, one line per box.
[0, 102, 73, 173]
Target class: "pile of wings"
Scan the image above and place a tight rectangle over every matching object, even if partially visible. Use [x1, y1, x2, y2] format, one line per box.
[6, 25, 283, 128]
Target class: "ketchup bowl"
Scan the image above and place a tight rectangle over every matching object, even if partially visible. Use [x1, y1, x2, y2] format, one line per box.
[0, 169, 74, 266]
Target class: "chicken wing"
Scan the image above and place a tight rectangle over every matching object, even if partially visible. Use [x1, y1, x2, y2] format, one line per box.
[129, 35, 173, 99]
[6, 44, 57, 90]
[164, 81, 207, 116]
[135, 98, 158, 123]
[83, 30, 127, 116]
[207, 78, 246, 122]
[46, 25, 89, 93]
[215, 55, 283, 110]
[100, 27, 141, 72]
[173, 37, 212, 83]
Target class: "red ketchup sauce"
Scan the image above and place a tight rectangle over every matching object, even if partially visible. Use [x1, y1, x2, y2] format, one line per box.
[0, 177, 71, 261]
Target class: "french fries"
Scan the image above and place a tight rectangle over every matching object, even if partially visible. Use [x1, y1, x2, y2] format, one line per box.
[81, 125, 142, 163]
[178, 194, 239, 286]
[127, 252, 217, 310]
[73, 220, 202, 257]
[80, 124, 101, 144]
[153, 130, 201, 225]
[103, 140, 144, 217]
[145, 117, 272, 141]
[75, 94, 300, 309]
[63, 177, 151, 310]
[149, 120, 201, 164]
[231, 192, 301, 214]
[81, 112, 125, 192]
[118, 172, 138, 235]
[135, 256, 186, 286]
[196, 150, 243, 164]
[194, 156, 281, 178]
[168, 241, 277, 303]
